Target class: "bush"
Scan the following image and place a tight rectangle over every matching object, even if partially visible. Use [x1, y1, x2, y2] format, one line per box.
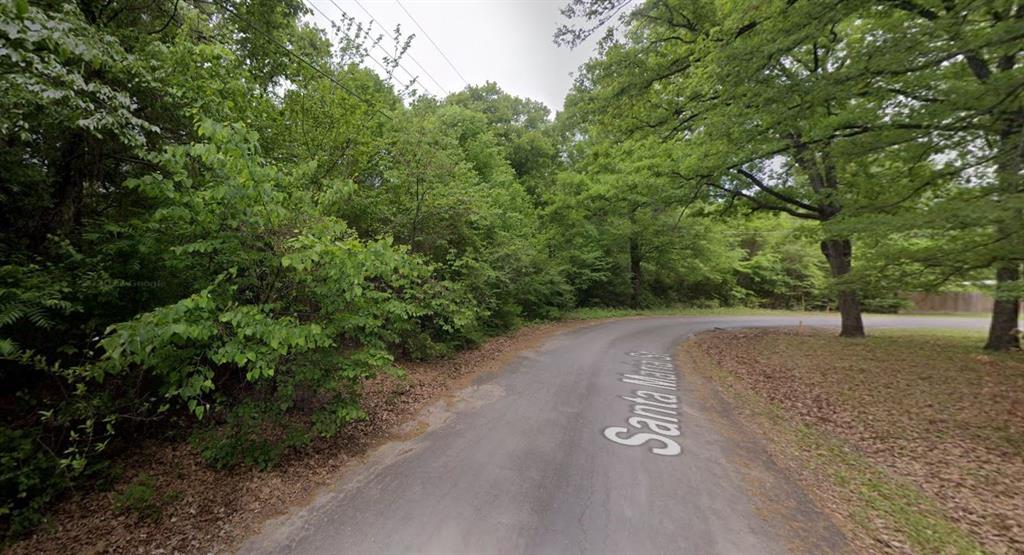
[0, 429, 67, 541]
[190, 400, 312, 470]
[0, 118, 490, 536]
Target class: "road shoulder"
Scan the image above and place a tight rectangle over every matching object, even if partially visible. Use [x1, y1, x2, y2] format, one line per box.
[674, 334, 854, 555]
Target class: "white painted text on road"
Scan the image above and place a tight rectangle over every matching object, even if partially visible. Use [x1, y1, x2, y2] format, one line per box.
[602, 351, 682, 456]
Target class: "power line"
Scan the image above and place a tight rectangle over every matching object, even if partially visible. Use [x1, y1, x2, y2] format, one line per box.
[304, 0, 413, 90]
[326, 0, 422, 91]
[395, 0, 469, 88]
[309, 0, 451, 98]
[320, 0, 433, 96]
[214, 0, 392, 119]
[351, 0, 450, 96]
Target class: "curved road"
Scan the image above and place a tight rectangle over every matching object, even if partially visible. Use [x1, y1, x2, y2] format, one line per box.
[243, 315, 987, 555]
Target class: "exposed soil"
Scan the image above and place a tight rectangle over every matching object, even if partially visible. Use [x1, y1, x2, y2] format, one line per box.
[681, 327, 1024, 555]
[8, 319, 597, 555]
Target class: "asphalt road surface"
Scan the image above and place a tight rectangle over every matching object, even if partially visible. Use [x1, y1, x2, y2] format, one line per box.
[243, 315, 988, 555]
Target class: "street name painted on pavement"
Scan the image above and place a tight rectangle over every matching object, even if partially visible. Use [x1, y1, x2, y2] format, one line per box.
[602, 351, 682, 456]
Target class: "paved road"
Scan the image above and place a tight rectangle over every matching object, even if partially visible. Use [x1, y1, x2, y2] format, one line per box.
[243, 315, 988, 555]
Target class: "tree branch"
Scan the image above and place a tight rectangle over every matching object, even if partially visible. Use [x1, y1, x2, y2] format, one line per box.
[702, 179, 823, 221]
[734, 167, 822, 214]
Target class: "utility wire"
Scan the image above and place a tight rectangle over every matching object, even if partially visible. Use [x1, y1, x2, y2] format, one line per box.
[351, 0, 450, 96]
[304, 0, 411, 90]
[395, 0, 469, 88]
[319, 0, 431, 96]
[213, 0, 392, 119]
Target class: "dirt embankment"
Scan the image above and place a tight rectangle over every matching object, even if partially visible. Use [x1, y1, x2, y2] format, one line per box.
[9, 320, 596, 555]
[682, 327, 1024, 555]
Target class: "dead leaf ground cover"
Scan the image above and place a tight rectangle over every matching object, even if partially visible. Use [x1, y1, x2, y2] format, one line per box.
[682, 327, 1024, 555]
[6, 319, 595, 555]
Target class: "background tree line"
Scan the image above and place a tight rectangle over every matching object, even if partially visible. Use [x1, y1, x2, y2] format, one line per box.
[0, 0, 1019, 540]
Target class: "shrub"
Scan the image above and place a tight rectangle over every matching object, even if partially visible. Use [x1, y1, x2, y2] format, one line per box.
[190, 400, 312, 470]
[0, 429, 67, 541]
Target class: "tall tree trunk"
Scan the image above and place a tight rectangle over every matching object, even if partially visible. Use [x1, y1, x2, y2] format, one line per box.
[820, 238, 865, 338]
[984, 263, 1021, 351]
[984, 115, 1022, 351]
[629, 232, 642, 309]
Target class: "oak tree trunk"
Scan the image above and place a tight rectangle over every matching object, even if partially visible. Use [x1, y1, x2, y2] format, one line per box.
[984, 115, 1022, 351]
[985, 264, 1021, 351]
[820, 238, 865, 338]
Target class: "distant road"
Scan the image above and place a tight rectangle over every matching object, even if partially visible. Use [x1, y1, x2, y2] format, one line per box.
[243, 315, 987, 555]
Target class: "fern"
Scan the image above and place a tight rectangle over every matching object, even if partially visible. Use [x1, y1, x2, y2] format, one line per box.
[0, 265, 79, 332]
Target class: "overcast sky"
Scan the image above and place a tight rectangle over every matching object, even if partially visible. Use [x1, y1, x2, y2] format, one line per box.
[306, 0, 604, 112]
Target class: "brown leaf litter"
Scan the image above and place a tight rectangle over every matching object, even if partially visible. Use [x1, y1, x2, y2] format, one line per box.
[682, 327, 1024, 555]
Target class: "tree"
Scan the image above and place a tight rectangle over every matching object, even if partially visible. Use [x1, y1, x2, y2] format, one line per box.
[1, 0, 522, 535]
[546, 114, 762, 308]
[447, 82, 559, 197]
[865, 1, 1022, 350]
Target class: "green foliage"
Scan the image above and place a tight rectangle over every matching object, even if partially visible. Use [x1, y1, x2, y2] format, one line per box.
[447, 82, 556, 194]
[0, 428, 67, 540]
[191, 400, 313, 470]
[733, 217, 827, 309]
[0, 263, 79, 338]
[112, 475, 178, 522]
[0, 1, 489, 534]
[0, 2, 155, 148]
[557, 0, 1022, 341]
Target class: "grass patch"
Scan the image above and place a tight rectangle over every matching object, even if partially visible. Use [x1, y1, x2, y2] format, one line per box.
[112, 475, 180, 522]
[684, 328, 1022, 554]
[871, 327, 987, 341]
[790, 422, 985, 555]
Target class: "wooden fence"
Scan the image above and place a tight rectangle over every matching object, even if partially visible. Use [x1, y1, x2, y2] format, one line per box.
[906, 291, 996, 313]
